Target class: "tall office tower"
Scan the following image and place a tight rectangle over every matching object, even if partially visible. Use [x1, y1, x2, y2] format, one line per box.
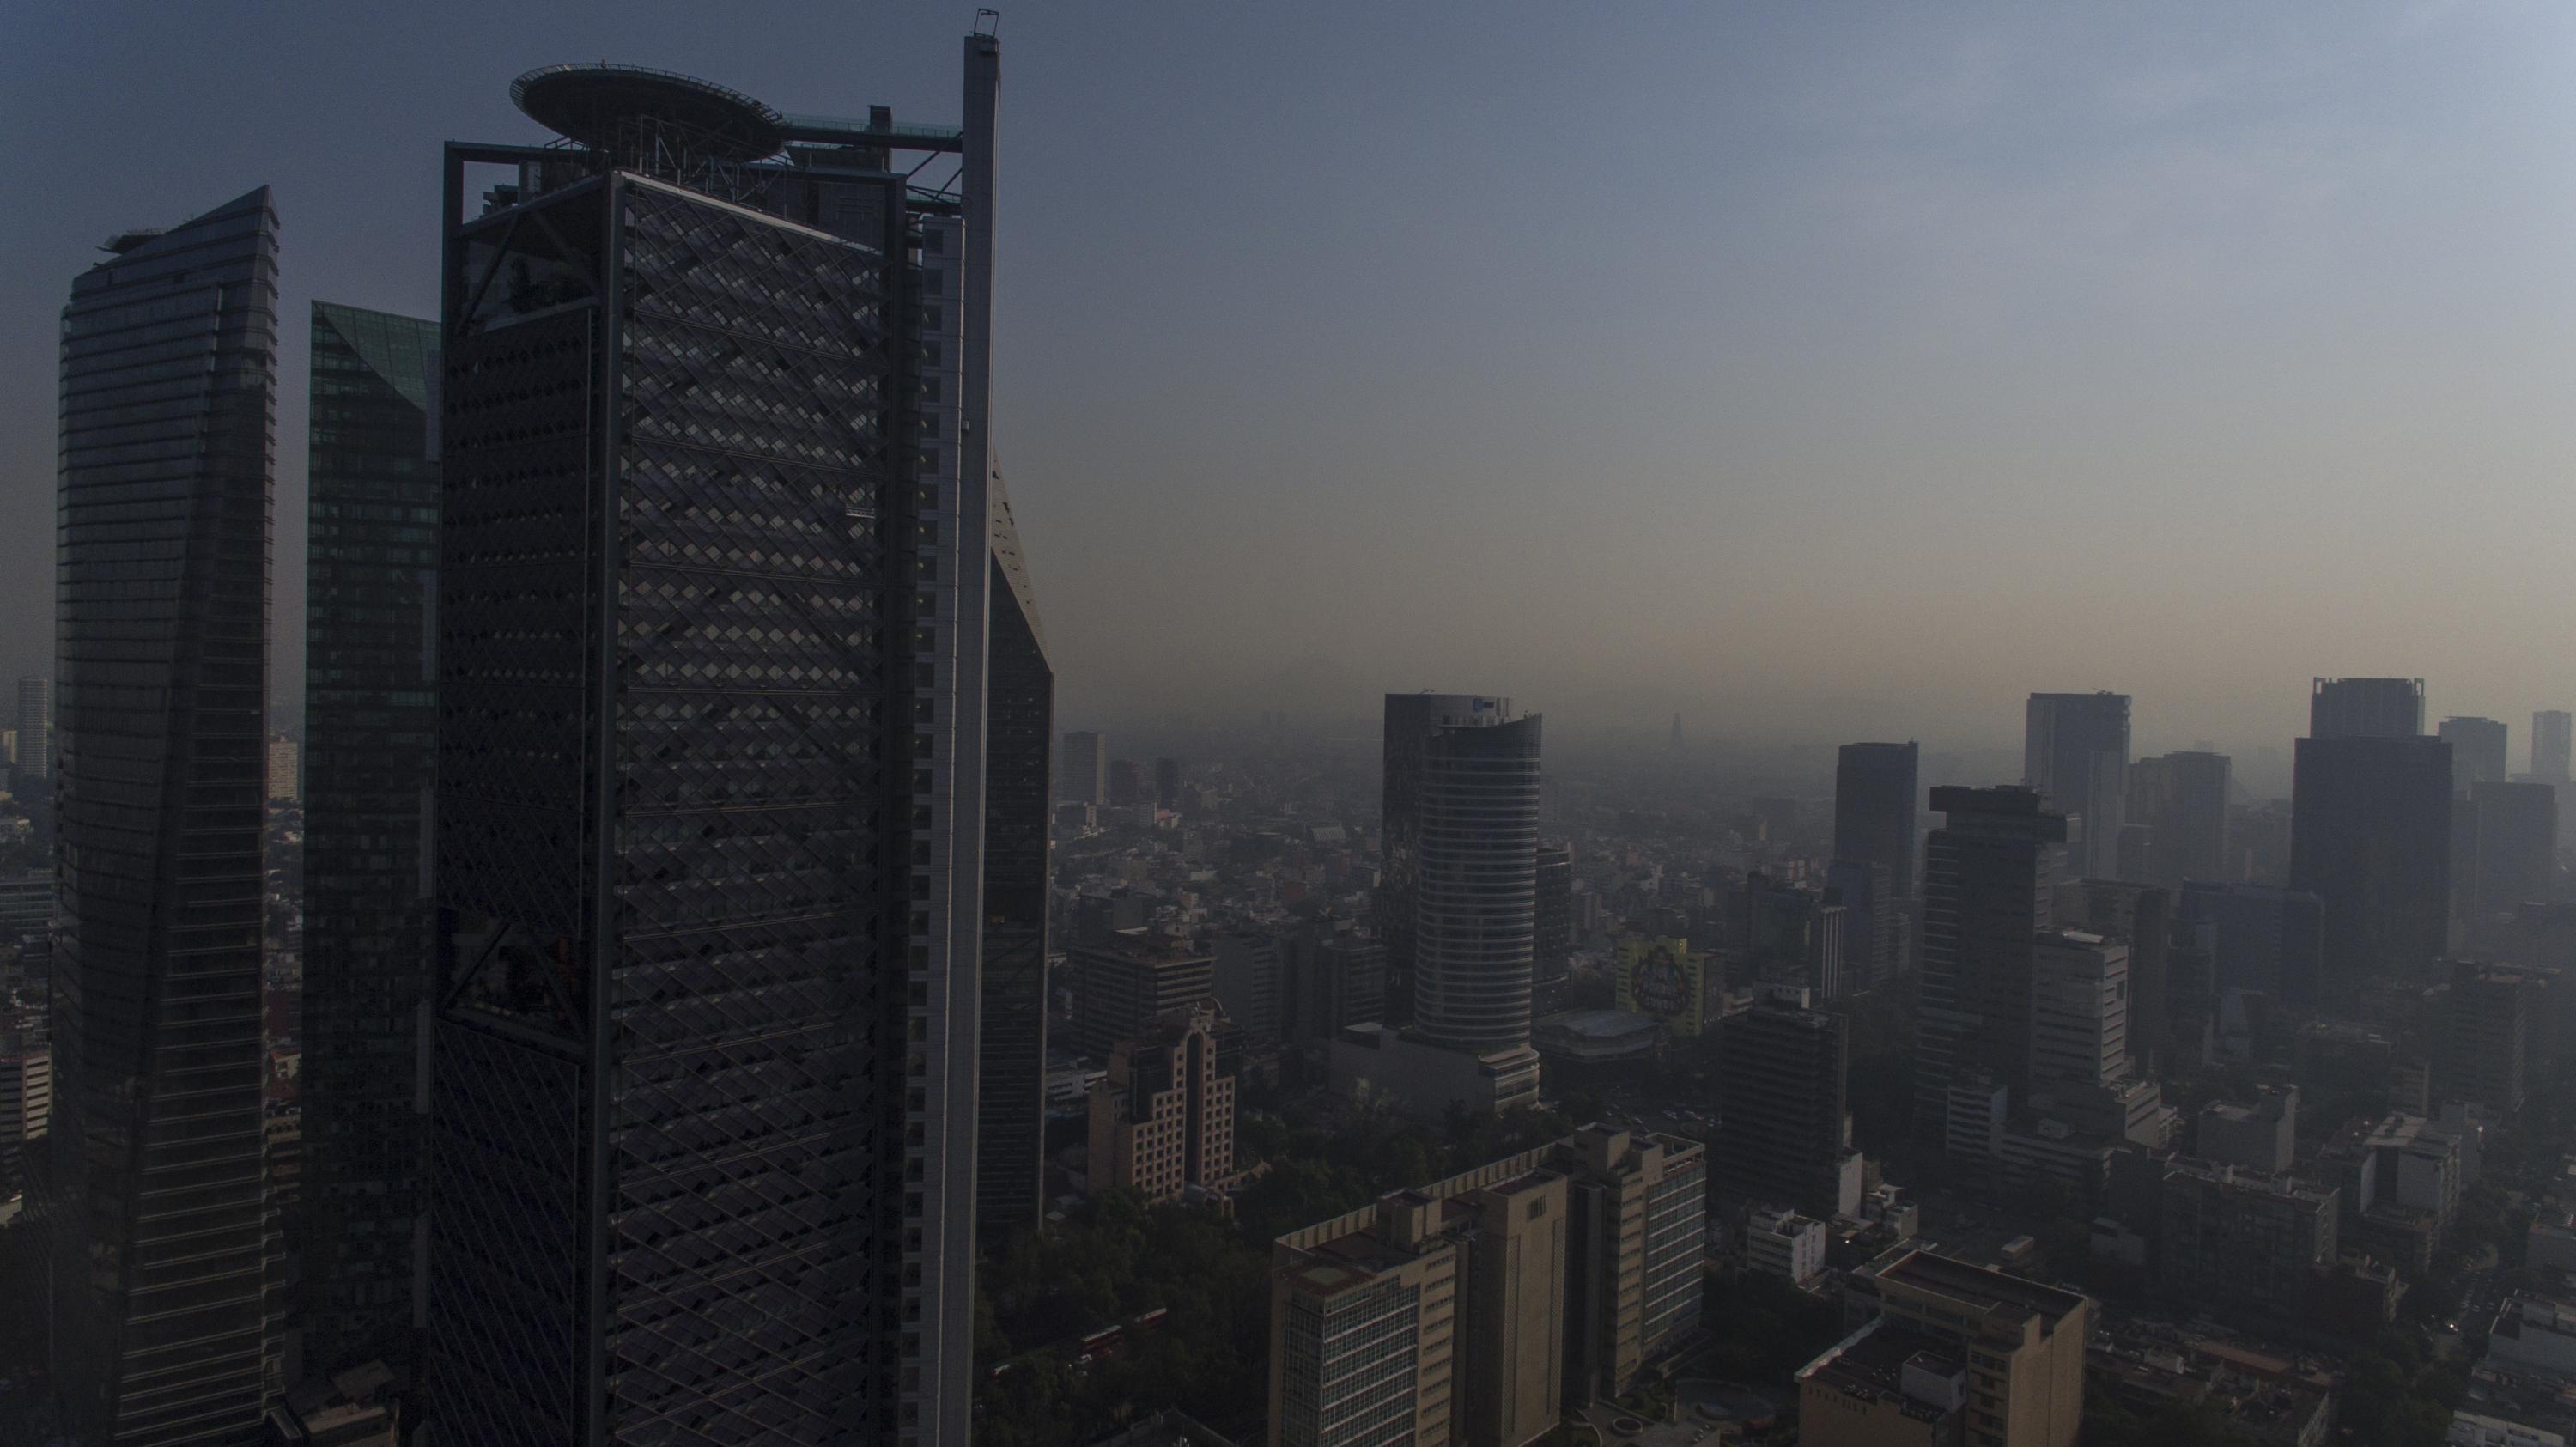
[1152, 755, 1181, 811]
[1071, 935, 1217, 1059]
[2126, 750, 2230, 890]
[1833, 740, 1918, 899]
[1825, 858, 1896, 989]
[2310, 677, 2425, 739]
[1059, 728, 1106, 806]
[2439, 717, 2510, 794]
[2027, 933, 2130, 1091]
[1380, 692, 1515, 1024]
[1105, 757, 1142, 806]
[1212, 932, 1287, 1044]
[1916, 787, 2063, 1146]
[2536, 710, 2573, 781]
[1715, 990, 1852, 1219]
[1533, 842, 1573, 996]
[1413, 708, 1544, 1051]
[1284, 933, 1386, 1043]
[12, 676, 50, 784]
[979, 465, 1053, 1243]
[53, 187, 281, 1446]
[2175, 882, 2325, 1003]
[2440, 962, 2534, 1113]
[2053, 879, 2170, 1079]
[2290, 736, 2451, 1006]
[426, 42, 999, 1444]
[2471, 781, 2557, 921]
[2024, 694, 2130, 880]
[301, 301, 439, 1378]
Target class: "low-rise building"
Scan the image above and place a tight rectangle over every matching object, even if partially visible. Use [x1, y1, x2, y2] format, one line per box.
[1838, 1249, 2089, 1447]
[1797, 1318, 1967, 1447]
[1747, 1207, 1828, 1287]
[2489, 1294, 2576, 1383]
[2197, 1085, 2298, 1174]
[2450, 1411, 2568, 1447]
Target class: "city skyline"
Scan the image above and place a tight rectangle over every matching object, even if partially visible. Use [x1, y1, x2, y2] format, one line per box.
[11, 3, 2576, 754]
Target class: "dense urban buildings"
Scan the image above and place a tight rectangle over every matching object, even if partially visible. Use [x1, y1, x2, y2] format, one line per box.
[2290, 733, 2452, 1003]
[2175, 880, 2324, 1002]
[1267, 1127, 1705, 1446]
[2310, 676, 2426, 739]
[2471, 781, 2558, 924]
[52, 186, 283, 1445]
[2023, 692, 2129, 880]
[1832, 739, 1918, 899]
[1074, 934, 1218, 1059]
[980, 467, 1055, 1242]
[1818, 1249, 2090, 1447]
[421, 43, 999, 1444]
[299, 301, 440, 1378]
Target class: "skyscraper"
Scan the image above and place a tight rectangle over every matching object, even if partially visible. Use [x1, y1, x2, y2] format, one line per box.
[1716, 990, 1852, 1218]
[53, 187, 282, 1444]
[425, 43, 998, 1444]
[1534, 842, 1573, 997]
[1152, 755, 1182, 811]
[2053, 879, 2170, 1079]
[2174, 882, 2325, 1004]
[12, 675, 50, 785]
[2535, 710, 2573, 782]
[300, 301, 439, 1377]
[1833, 740, 1919, 900]
[2024, 694, 2129, 880]
[2439, 717, 2509, 794]
[2290, 735, 2451, 1006]
[1412, 708, 1544, 1051]
[980, 465, 1054, 1243]
[2470, 781, 2556, 922]
[2309, 677, 2425, 739]
[1380, 692, 1515, 1026]
[1917, 787, 2063, 1150]
[1059, 728, 1106, 806]
[2125, 750, 2230, 890]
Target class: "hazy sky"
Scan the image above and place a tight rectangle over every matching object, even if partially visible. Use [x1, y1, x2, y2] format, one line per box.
[8, 0, 2576, 767]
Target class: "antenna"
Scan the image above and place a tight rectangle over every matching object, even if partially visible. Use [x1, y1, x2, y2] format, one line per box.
[975, 9, 1000, 37]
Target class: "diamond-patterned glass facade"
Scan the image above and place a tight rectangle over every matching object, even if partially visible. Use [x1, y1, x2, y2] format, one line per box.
[53, 186, 281, 1446]
[429, 170, 914, 1447]
[301, 301, 439, 1377]
[978, 468, 1052, 1243]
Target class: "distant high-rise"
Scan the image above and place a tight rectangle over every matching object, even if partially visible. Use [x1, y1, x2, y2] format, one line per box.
[1152, 755, 1182, 811]
[2054, 879, 2171, 1079]
[300, 301, 439, 1377]
[2290, 735, 2451, 1004]
[2310, 677, 2425, 739]
[2126, 751, 2230, 890]
[981, 465, 1054, 1243]
[1380, 692, 1515, 1026]
[2439, 717, 2509, 795]
[53, 187, 281, 1444]
[1534, 842, 1573, 995]
[1413, 708, 1544, 1051]
[424, 44, 999, 1444]
[1917, 787, 2063, 1148]
[1060, 728, 1107, 806]
[1833, 741, 1919, 900]
[2175, 882, 2324, 1004]
[2470, 781, 2556, 922]
[2536, 711, 2573, 782]
[2024, 694, 2129, 880]
[12, 676, 49, 785]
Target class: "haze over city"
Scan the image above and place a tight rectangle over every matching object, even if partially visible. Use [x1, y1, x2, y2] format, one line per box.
[9, 0, 2576, 763]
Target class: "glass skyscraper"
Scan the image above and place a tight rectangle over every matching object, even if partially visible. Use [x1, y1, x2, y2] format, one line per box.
[54, 187, 281, 1445]
[301, 301, 439, 1377]
[425, 38, 1000, 1445]
[1412, 708, 1543, 1052]
[980, 464, 1053, 1243]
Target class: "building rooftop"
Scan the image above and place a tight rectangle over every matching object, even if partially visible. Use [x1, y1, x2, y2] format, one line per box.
[1868, 1248, 2087, 1327]
[1797, 1318, 1962, 1418]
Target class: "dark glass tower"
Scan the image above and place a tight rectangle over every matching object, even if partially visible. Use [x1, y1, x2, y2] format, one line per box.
[2023, 693, 2129, 880]
[426, 43, 998, 1446]
[1378, 692, 1512, 1027]
[1914, 786, 2063, 1148]
[54, 187, 281, 1445]
[2290, 735, 2450, 1007]
[979, 464, 1053, 1243]
[1832, 740, 1917, 898]
[301, 301, 439, 1376]
[1413, 709, 1542, 1051]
